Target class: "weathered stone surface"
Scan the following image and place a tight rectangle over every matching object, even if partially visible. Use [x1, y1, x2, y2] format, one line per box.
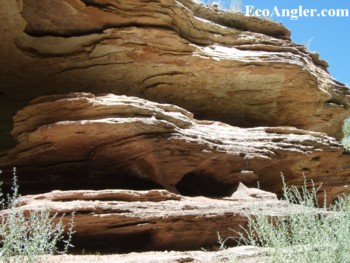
[1, 93, 349, 203]
[46, 246, 268, 263]
[13, 187, 283, 252]
[0, 0, 349, 151]
[0, 0, 349, 260]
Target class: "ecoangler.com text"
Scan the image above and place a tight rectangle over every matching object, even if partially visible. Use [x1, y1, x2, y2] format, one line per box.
[245, 5, 349, 20]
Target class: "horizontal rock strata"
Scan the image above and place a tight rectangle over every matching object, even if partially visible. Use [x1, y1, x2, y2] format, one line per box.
[1, 0, 350, 260]
[12, 187, 283, 252]
[1, 93, 349, 203]
[0, 0, 349, 150]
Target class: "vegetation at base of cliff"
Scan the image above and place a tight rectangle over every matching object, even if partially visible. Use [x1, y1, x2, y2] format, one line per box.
[341, 117, 350, 151]
[233, 176, 350, 263]
[0, 168, 74, 263]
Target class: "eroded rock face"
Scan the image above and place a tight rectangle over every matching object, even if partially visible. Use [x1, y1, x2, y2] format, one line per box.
[0, 0, 349, 258]
[42, 246, 269, 263]
[1, 93, 349, 202]
[0, 0, 349, 151]
[12, 187, 280, 252]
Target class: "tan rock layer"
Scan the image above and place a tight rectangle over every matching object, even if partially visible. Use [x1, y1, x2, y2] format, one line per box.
[10, 187, 281, 252]
[0, 0, 349, 151]
[1, 93, 349, 203]
[21, 0, 289, 43]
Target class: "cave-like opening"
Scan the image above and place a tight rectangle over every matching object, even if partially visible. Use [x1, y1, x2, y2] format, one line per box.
[175, 172, 234, 197]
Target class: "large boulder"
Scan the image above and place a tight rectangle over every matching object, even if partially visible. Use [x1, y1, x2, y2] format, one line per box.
[0, 0, 349, 150]
[12, 186, 281, 252]
[1, 93, 349, 203]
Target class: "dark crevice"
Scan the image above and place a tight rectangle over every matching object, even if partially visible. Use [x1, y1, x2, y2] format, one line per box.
[143, 82, 173, 92]
[24, 22, 178, 38]
[301, 168, 311, 172]
[0, 170, 164, 196]
[81, 0, 115, 9]
[69, 210, 96, 215]
[142, 71, 194, 84]
[326, 98, 347, 108]
[55, 61, 134, 74]
[72, 231, 154, 254]
[176, 172, 234, 197]
[81, 0, 164, 12]
[23, 26, 104, 38]
[107, 221, 154, 229]
[311, 156, 321, 162]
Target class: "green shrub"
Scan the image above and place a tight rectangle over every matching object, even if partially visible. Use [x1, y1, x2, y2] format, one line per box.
[341, 117, 350, 151]
[237, 176, 350, 263]
[0, 168, 74, 263]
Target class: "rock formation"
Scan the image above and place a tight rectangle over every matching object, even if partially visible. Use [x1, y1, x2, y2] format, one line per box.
[12, 185, 286, 252]
[1, 0, 350, 259]
[1, 93, 349, 203]
[0, 0, 349, 150]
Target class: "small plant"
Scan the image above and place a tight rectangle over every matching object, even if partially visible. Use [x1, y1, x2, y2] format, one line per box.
[226, 0, 242, 13]
[235, 175, 350, 263]
[204, 0, 242, 13]
[341, 117, 350, 151]
[302, 37, 314, 50]
[0, 168, 74, 263]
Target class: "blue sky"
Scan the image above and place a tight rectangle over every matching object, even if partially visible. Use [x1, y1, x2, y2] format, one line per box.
[201, 0, 349, 86]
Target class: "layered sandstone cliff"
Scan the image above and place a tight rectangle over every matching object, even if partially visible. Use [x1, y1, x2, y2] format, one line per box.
[1, 93, 349, 203]
[1, 0, 349, 150]
[1, 0, 350, 259]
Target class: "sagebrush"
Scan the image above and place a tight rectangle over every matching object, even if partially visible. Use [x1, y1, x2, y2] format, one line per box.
[237, 176, 350, 263]
[0, 168, 74, 263]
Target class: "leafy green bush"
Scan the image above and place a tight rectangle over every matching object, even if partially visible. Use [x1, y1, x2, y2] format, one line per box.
[0, 168, 74, 263]
[238, 176, 350, 263]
